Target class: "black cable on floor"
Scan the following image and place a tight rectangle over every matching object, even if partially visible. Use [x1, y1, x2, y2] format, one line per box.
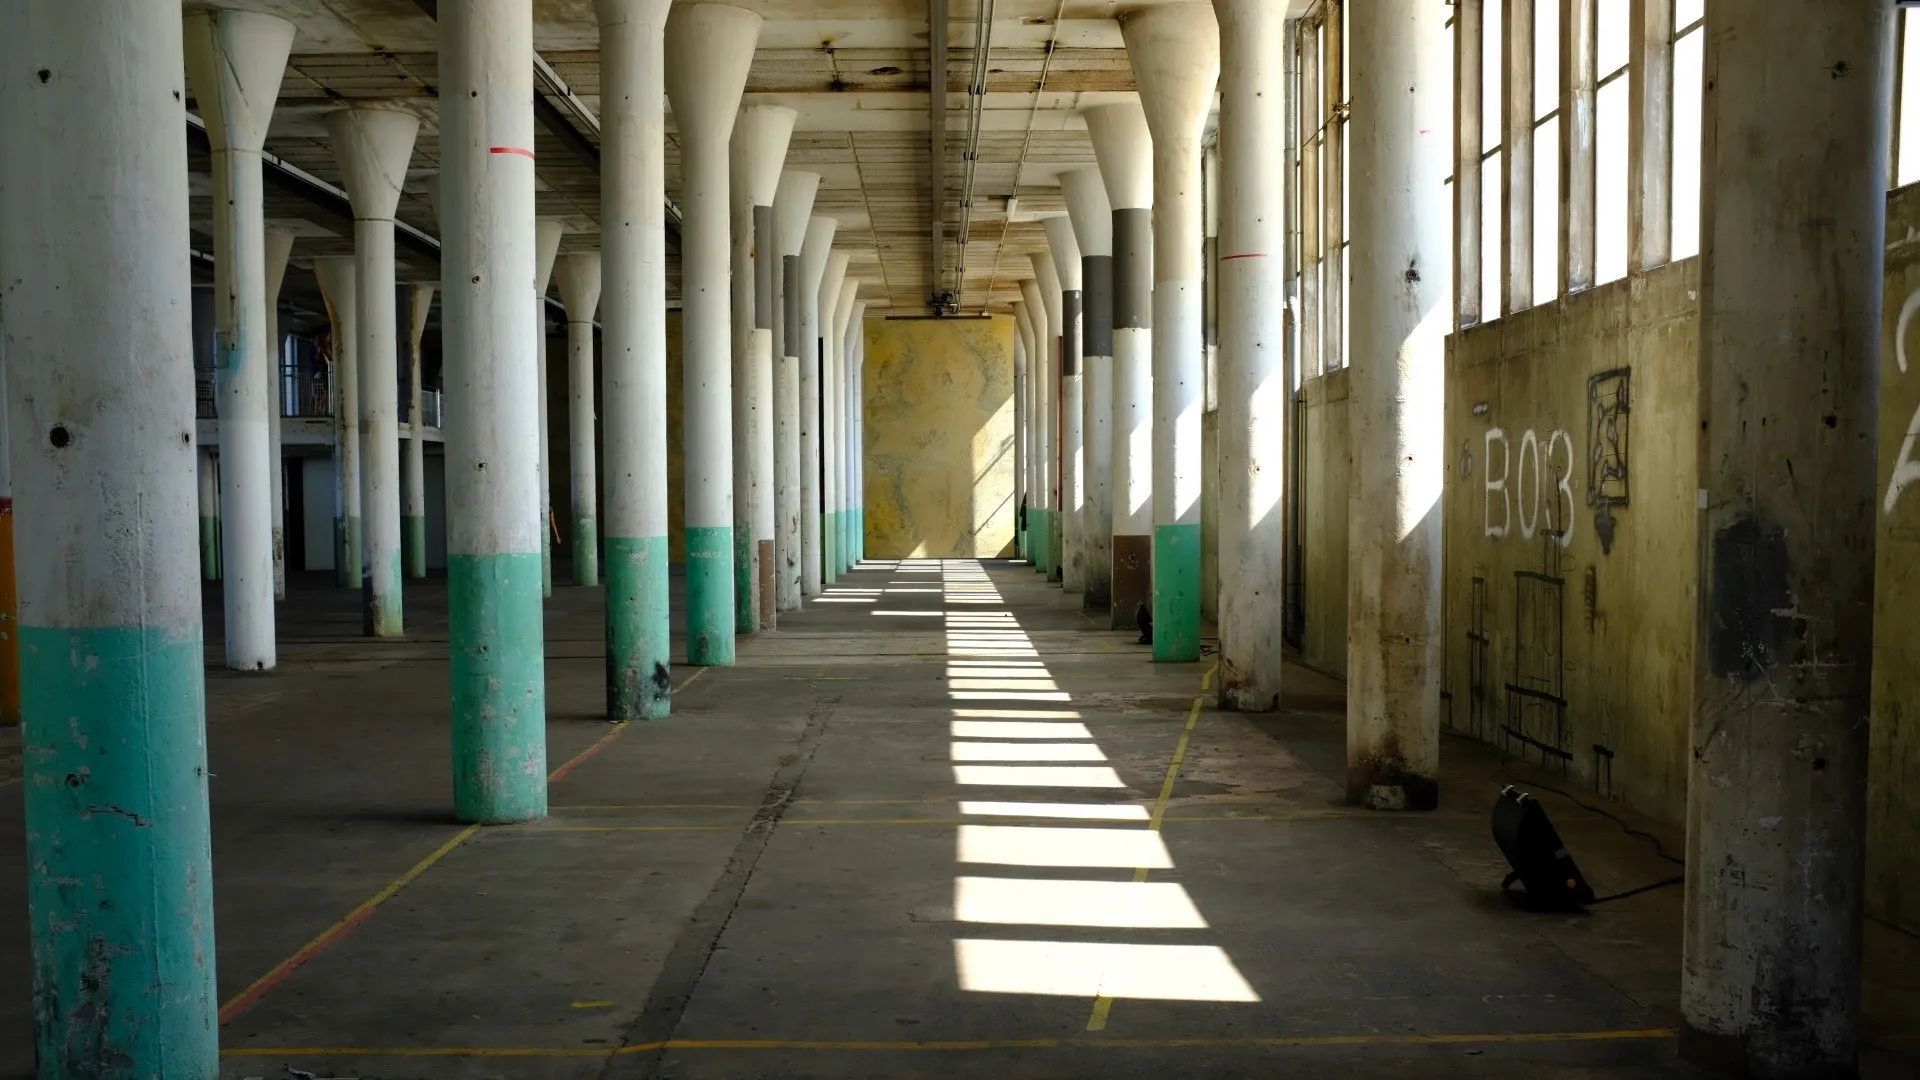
[1443, 727, 1685, 869]
[1590, 874, 1686, 904]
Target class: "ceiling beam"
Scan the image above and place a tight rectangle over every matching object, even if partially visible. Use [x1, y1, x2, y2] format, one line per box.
[927, 0, 949, 314]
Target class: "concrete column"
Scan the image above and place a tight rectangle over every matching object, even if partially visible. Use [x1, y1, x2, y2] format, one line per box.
[1214, 0, 1286, 712]
[819, 252, 850, 584]
[534, 218, 565, 597]
[1012, 299, 1032, 560]
[1, 3, 217, 1068]
[773, 174, 821, 612]
[730, 105, 797, 632]
[265, 225, 296, 600]
[185, 7, 295, 669]
[828, 277, 859, 580]
[1064, 168, 1114, 611]
[555, 252, 602, 586]
[197, 447, 221, 580]
[1018, 278, 1053, 578]
[1086, 102, 1154, 630]
[1045, 218, 1085, 593]
[597, 0, 675, 720]
[1680, 2, 1888, 1073]
[666, 2, 761, 665]
[1121, 4, 1218, 662]
[404, 282, 435, 579]
[799, 218, 839, 599]
[1344, 0, 1448, 809]
[845, 300, 867, 568]
[441, 0, 547, 823]
[1029, 254, 1064, 584]
[329, 105, 421, 638]
[313, 256, 361, 587]
[0, 345, 12, 727]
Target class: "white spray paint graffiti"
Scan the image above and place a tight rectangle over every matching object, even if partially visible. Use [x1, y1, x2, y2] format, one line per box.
[1483, 426, 1576, 547]
[1888, 287, 1920, 516]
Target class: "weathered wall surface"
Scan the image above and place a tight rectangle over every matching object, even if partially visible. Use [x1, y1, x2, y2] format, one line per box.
[1871, 185, 1920, 934]
[863, 316, 1016, 559]
[1299, 369, 1350, 676]
[1442, 259, 1701, 824]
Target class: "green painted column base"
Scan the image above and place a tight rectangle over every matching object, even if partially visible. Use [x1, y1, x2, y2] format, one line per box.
[605, 534, 672, 720]
[573, 516, 599, 587]
[404, 515, 428, 579]
[856, 509, 864, 562]
[1152, 523, 1203, 662]
[686, 525, 736, 666]
[733, 527, 756, 633]
[367, 548, 404, 638]
[20, 624, 217, 1078]
[448, 551, 548, 823]
[1031, 509, 1053, 575]
[199, 515, 220, 581]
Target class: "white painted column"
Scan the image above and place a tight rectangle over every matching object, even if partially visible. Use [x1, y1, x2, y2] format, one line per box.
[1214, 0, 1287, 712]
[1121, 3, 1218, 662]
[1029, 254, 1063, 585]
[845, 299, 867, 568]
[555, 251, 602, 587]
[265, 225, 296, 600]
[666, 2, 761, 665]
[329, 105, 420, 638]
[1018, 278, 1053, 578]
[1, 5, 218, 1068]
[1012, 299, 1033, 560]
[818, 251, 850, 585]
[1011, 307, 1028, 559]
[828, 277, 859, 581]
[1063, 168, 1114, 611]
[404, 282, 435, 579]
[534, 218, 565, 597]
[1344, 0, 1449, 810]
[729, 105, 796, 632]
[1045, 217, 1084, 593]
[799, 218, 839, 598]
[773, 174, 821, 611]
[440, 0, 547, 822]
[184, 8, 295, 670]
[597, 0, 675, 719]
[313, 256, 360, 588]
[1086, 102, 1154, 629]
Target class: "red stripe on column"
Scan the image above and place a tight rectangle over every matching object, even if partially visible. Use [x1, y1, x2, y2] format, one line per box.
[489, 146, 536, 160]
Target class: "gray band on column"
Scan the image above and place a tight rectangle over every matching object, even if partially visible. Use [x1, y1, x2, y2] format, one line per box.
[1082, 255, 1114, 359]
[754, 204, 775, 330]
[1061, 290, 1083, 377]
[1113, 208, 1153, 330]
[1203, 235, 1218, 348]
[783, 255, 801, 351]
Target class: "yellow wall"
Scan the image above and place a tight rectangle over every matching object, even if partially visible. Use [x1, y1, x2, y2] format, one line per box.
[863, 316, 1017, 559]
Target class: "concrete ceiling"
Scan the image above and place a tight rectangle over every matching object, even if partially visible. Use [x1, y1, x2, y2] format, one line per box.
[189, 0, 1172, 323]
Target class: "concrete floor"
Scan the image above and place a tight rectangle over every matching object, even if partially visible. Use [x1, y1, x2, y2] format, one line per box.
[0, 559, 1915, 1079]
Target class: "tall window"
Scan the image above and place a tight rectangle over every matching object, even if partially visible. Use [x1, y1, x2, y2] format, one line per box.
[1671, 0, 1702, 258]
[1294, 0, 1347, 376]
[1593, 0, 1629, 284]
[1532, 0, 1560, 304]
[1482, 0, 1504, 319]
[1896, 7, 1920, 187]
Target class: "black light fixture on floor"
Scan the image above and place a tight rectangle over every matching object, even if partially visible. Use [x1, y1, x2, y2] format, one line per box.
[1492, 785, 1596, 909]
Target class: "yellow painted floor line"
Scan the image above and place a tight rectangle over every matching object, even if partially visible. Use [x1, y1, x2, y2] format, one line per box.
[220, 1028, 1681, 1057]
[1087, 660, 1218, 1033]
[219, 667, 710, 1027]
